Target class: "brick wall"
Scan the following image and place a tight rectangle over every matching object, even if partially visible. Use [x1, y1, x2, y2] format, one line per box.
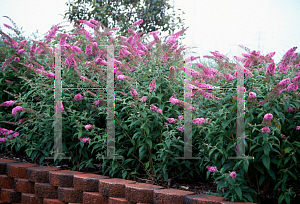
[0, 158, 257, 204]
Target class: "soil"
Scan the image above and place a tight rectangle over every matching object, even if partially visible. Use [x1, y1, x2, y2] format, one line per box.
[1, 150, 300, 204]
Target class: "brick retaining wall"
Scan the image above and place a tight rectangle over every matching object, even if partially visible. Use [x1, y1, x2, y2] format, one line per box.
[0, 159, 257, 204]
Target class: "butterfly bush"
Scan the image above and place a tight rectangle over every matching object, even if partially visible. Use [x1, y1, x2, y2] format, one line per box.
[1, 18, 300, 204]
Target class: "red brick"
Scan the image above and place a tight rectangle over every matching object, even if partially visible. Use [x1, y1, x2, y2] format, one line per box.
[35, 182, 58, 199]
[154, 188, 195, 204]
[108, 197, 135, 204]
[27, 166, 60, 183]
[99, 178, 136, 198]
[125, 183, 164, 203]
[43, 198, 67, 204]
[57, 187, 83, 203]
[21, 193, 43, 204]
[14, 178, 35, 193]
[83, 192, 109, 204]
[0, 175, 14, 188]
[0, 159, 18, 175]
[74, 173, 109, 192]
[7, 163, 37, 179]
[185, 194, 226, 204]
[221, 201, 257, 204]
[49, 170, 85, 187]
[0, 188, 22, 203]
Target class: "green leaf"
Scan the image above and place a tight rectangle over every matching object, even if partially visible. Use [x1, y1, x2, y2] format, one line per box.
[234, 186, 242, 200]
[287, 170, 297, 180]
[268, 169, 276, 180]
[273, 180, 282, 191]
[243, 159, 249, 173]
[263, 143, 270, 156]
[144, 126, 150, 136]
[262, 155, 270, 170]
[283, 147, 293, 154]
[166, 139, 171, 149]
[122, 170, 127, 179]
[285, 194, 290, 204]
[242, 193, 254, 203]
[31, 151, 38, 161]
[259, 175, 265, 186]
[284, 156, 291, 165]
[146, 138, 152, 149]
[283, 172, 288, 183]
[278, 193, 285, 204]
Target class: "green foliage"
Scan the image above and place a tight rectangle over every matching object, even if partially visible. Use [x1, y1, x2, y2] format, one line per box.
[64, 0, 186, 38]
[1, 15, 300, 204]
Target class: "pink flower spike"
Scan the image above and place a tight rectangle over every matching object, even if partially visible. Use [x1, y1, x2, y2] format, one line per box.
[296, 126, 300, 130]
[207, 166, 217, 173]
[0, 100, 15, 107]
[178, 116, 183, 120]
[176, 126, 184, 132]
[230, 172, 237, 178]
[261, 127, 271, 133]
[150, 104, 158, 111]
[130, 87, 138, 96]
[149, 79, 156, 92]
[117, 75, 126, 80]
[73, 94, 84, 101]
[93, 100, 105, 106]
[3, 24, 12, 29]
[167, 118, 176, 123]
[18, 49, 26, 54]
[14, 57, 20, 62]
[249, 92, 256, 98]
[156, 109, 162, 114]
[85, 124, 93, 129]
[133, 19, 143, 25]
[140, 96, 147, 102]
[12, 106, 23, 117]
[46, 72, 55, 78]
[263, 113, 273, 121]
[80, 76, 88, 81]
[71, 45, 81, 52]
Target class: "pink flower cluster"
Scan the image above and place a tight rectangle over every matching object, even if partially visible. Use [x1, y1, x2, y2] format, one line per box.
[207, 166, 237, 178]
[249, 92, 256, 98]
[117, 75, 126, 80]
[73, 94, 84, 101]
[80, 76, 88, 81]
[150, 104, 162, 114]
[12, 106, 23, 117]
[192, 118, 208, 125]
[85, 124, 93, 129]
[0, 127, 20, 143]
[176, 126, 184, 132]
[0, 100, 15, 107]
[261, 113, 273, 128]
[229, 172, 237, 178]
[278, 47, 298, 74]
[130, 87, 139, 97]
[79, 137, 91, 143]
[169, 93, 195, 111]
[261, 127, 271, 133]
[140, 96, 147, 102]
[207, 166, 217, 173]
[93, 100, 105, 106]
[149, 79, 156, 92]
[55, 102, 64, 113]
